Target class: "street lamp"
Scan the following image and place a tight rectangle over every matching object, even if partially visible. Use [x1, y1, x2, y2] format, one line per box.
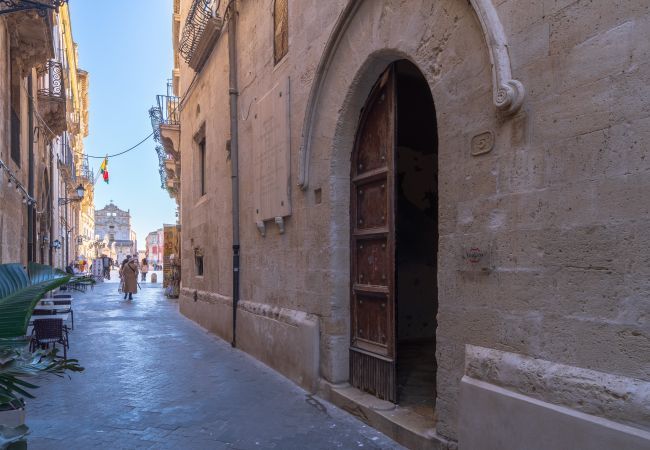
[0, 1, 68, 17]
[58, 184, 85, 205]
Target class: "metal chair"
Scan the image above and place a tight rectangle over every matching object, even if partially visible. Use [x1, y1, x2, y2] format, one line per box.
[53, 299, 74, 330]
[29, 318, 69, 359]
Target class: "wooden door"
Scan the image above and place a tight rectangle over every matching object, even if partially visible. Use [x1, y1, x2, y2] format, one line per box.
[350, 66, 397, 402]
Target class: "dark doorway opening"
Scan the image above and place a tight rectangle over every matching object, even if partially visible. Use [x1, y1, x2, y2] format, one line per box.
[394, 60, 438, 419]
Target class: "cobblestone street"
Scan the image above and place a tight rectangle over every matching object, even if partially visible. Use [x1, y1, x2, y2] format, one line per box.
[26, 275, 402, 449]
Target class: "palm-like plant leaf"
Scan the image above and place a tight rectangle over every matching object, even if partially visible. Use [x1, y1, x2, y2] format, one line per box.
[0, 264, 71, 339]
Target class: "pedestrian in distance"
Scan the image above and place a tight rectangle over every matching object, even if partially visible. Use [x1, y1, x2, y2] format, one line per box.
[141, 258, 148, 282]
[120, 257, 139, 301]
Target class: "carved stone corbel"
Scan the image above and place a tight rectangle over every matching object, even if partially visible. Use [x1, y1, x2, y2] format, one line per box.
[469, 0, 525, 115]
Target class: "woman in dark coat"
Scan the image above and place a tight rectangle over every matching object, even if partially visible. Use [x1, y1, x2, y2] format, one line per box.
[120, 258, 139, 300]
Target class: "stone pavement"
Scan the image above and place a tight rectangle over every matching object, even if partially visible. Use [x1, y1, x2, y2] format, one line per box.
[26, 273, 403, 449]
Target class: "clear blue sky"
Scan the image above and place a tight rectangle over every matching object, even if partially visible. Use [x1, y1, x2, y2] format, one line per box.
[69, 0, 177, 249]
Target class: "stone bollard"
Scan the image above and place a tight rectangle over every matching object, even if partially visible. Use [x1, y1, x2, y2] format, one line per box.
[150, 273, 158, 283]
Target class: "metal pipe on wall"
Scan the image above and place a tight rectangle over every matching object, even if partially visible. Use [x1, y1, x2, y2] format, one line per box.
[228, 1, 240, 348]
[27, 73, 35, 263]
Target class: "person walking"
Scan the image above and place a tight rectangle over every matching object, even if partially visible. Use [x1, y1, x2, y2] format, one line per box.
[141, 258, 149, 282]
[120, 257, 139, 301]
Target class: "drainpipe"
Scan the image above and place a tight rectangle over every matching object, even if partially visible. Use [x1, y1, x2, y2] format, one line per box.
[27, 73, 35, 263]
[228, 1, 240, 348]
[49, 143, 54, 265]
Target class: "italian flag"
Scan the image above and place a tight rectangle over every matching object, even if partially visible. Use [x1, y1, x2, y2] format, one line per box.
[100, 156, 109, 184]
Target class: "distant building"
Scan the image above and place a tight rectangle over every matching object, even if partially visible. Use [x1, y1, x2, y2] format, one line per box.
[145, 228, 163, 267]
[94, 202, 136, 263]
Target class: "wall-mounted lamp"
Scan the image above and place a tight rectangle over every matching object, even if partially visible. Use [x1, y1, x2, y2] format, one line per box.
[58, 184, 85, 206]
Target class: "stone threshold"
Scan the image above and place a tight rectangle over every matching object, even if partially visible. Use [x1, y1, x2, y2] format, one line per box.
[318, 381, 456, 450]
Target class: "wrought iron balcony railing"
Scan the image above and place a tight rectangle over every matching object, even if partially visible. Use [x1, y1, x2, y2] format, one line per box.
[60, 142, 76, 184]
[0, 0, 67, 16]
[149, 106, 162, 143]
[77, 155, 93, 183]
[37, 60, 64, 99]
[156, 94, 180, 126]
[179, 0, 214, 63]
[155, 145, 168, 189]
[179, 0, 223, 71]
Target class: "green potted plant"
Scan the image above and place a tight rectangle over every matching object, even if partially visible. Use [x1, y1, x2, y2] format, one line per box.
[0, 263, 84, 448]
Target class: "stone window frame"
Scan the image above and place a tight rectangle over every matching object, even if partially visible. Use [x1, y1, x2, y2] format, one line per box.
[194, 122, 207, 199]
[194, 247, 204, 277]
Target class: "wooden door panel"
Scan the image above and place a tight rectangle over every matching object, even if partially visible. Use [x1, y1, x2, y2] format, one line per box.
[350, 65, 397, 402]
[353, 292, 389, 347]
[355, 82, 391, 174]
[355, 238, 388, 286]
[355, 179, 387, 230]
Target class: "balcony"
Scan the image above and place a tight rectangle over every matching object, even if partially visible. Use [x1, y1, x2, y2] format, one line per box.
[36, 59, 66, 135]
[77, 155, 94, 184]
[179, 0, 223, 72]
[59, 142, 76, 185]
[151, 92, 180, 160]
[5, 5, 55, 77]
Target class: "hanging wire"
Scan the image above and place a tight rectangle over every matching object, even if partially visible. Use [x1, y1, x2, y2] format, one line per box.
[22, 82, 154, 159]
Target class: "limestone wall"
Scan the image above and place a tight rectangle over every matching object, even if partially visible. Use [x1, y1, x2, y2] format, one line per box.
[177, 0, 650, 443]
[0, 20, 28, 264]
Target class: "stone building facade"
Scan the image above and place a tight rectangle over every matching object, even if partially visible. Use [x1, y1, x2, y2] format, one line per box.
[94, 202, 137, 263]
[158, 0, 650, 448]
[0, 3, 91, 269]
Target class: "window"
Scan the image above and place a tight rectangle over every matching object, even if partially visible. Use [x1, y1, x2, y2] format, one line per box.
[195, 249, 204, 276]
[199, 137, 206, 196]
[273, 0, 288, 64]
[108, 233, 115, 241]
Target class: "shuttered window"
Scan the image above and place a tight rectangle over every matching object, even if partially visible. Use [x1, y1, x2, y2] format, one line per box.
[273, 0, 288, 64]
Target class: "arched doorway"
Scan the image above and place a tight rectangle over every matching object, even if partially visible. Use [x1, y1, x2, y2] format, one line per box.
[350, 60, 437, 416]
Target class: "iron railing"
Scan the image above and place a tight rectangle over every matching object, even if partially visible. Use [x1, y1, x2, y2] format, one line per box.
[156, 94, 180, 126]
[60, 142, 76, 183]
[0, 0, 67, 16]
[37, 60, 64, 99]
[78, 155, 93, 183]
[179, 0, 218, 64]
[155, 145, 168, 189]
[149, 106, 162, 143]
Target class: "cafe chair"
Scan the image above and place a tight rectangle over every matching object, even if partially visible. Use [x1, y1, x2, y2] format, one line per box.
[29, 318, 70, 360]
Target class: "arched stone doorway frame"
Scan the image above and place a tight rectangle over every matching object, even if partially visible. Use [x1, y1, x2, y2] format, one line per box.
[303, 0, 526, 438]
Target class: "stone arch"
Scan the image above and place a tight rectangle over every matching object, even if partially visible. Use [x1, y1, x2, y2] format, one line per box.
[298, 0, 524, 190]
[305, 1, 522, 440]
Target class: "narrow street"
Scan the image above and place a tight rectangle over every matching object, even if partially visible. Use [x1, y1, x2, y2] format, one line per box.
[26, 276, 403, 449]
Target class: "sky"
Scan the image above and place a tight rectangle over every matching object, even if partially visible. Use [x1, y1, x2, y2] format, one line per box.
[69, 0, 177, 249]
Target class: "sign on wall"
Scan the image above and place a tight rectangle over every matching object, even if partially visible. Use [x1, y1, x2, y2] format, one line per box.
[253, 77, 291, 231]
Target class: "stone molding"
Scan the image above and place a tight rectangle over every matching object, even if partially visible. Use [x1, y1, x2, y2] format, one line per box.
[469, 0, 525, 115]
[464, 345, 650, 432]
[297, 0, 525, 189]
[180, 287, 319, 327]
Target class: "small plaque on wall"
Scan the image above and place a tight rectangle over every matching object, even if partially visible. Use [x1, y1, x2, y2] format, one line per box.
[460, 245, 492, 273]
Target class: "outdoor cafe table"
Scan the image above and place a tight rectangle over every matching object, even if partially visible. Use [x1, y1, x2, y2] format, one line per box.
[34, 306, 71, 315]
[31, 313, 70, 322]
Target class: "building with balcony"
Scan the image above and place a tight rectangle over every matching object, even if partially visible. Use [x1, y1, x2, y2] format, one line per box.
[161, 0, 650, 449]
[0, 1, 91, 269]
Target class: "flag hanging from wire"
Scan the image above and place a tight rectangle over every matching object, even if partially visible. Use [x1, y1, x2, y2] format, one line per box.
[100, 156, 109, 184]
